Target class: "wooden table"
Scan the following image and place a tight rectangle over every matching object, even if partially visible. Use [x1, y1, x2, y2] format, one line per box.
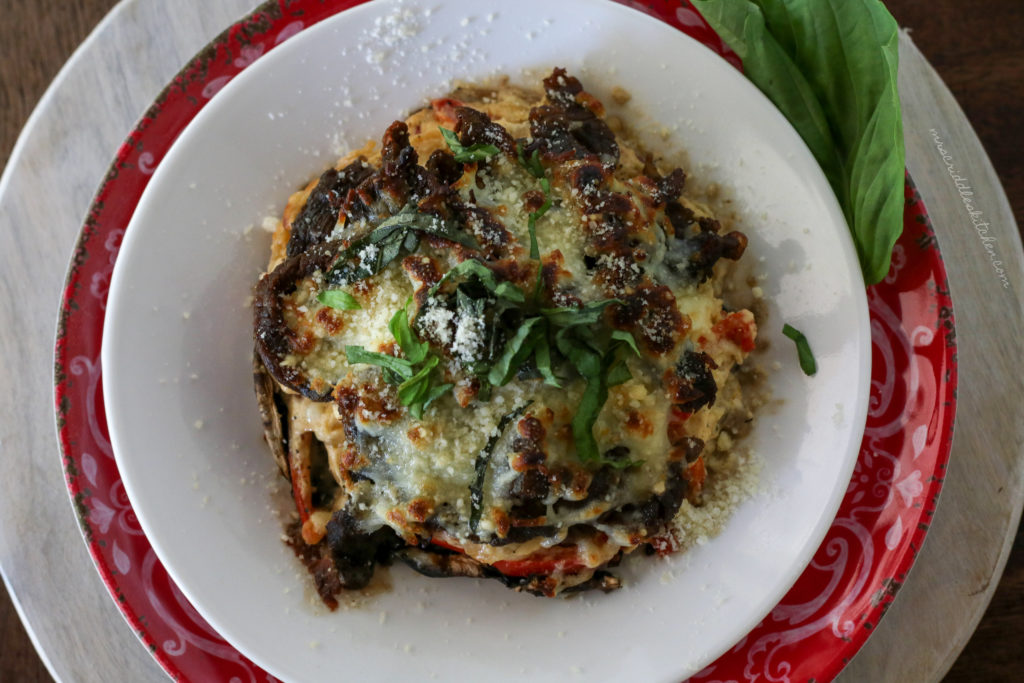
[1, 1, 1021, 681]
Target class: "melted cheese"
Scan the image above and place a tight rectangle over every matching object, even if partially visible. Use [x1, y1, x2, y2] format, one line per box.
[263, 77, 757, 574]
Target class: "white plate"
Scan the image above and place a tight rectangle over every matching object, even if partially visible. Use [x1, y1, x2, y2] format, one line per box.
[102, 0, 869, 681]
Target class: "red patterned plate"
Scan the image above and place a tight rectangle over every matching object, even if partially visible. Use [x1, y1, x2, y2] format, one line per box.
[54, 1, 956, 681]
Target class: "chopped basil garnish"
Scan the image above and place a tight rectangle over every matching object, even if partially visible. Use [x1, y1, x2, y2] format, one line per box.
[487, 318, 544, 387]
[782, 323, 817, 376]
[428, 259, 525, 303]
[397, 356, 453, 419]
[345, 303, 454, 417]
[556, 323, 641, 468]
[516, 141, 553, 289]
[439, 127, 501, 163]
[541, 299, 620, 328]
[475, 297, 640, 468]
[316, 289, 361, 310]
[327, 205, 479, 285]
[389, 305, 429, 364]
[516, 143, 545, 179]
[344, 346, 415, 380]
[527, 180, 552, 261]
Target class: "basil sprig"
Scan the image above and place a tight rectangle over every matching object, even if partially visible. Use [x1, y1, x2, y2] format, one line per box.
[439, 127, 501, 163]
[691, 0, 904, 284]
[327, 205, 479, 285]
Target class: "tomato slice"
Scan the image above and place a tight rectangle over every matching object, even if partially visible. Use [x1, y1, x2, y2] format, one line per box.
[429, 537, 586, 577]
[431, 97, 464, 127]
[712, 311, 756, 352]
[492, 546, 586, 577]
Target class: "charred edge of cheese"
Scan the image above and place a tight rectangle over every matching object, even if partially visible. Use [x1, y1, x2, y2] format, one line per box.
[254, 69, 758, 601]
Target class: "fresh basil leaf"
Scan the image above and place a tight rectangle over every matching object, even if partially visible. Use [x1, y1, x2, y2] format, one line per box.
[328, 224, 416, 284]
[382, 205, 480, 250]
[382, 368, 406, 386]
[526, 179, 553, 261]
[398, 355, 441, 408]
[389, 306, 429, 364]
[488, 317, 544, 386]
[515, 143, 551, 263]
[541, 299, 620, 328]
[422, 381, 455, 410]
[469, 402, 533, 532]
[494, 280, 526, 303]
[527, 203, 552, 262]
[555, 331, 603, 381]
[782, 323, 817, 375]
[691, 0, 904, 284]
[345, 345, 415, 380]
[606, 355, 633, 387]
[328, 205, 479, 284]
[516, 143, 545, 179]
[440, 127, 500, 164]
[316, 289, 361, 310]
[571, 374, 607, 463]
[610, 329, 641, 356]
[533, 334, 561, 387]
[378, 207, 455, 242]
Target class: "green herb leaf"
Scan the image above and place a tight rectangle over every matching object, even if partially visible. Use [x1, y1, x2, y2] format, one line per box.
[571, 372, 609, 464]
[601, 450, 643, 470]
[516, 143, 545, 179]
[328, 205, 479, 285]
[526, 197, 553, 262]
[533, 334, 561, 387]
[440, 127, 501, 163]
[541, 299, 620, 328]
[428, 259, 525, 303]
[398, 355, 441, 411]
[377, 206, 479, 249]
[691, 0, 904, 284]
[422, 381, 455, 410]
[344, 346, 415, 381]
[606, 356, 633, 388]
[782, 323, 817, 375]
[610, 329, 641, 356]
[316, 289, 362, 310]
[556, 332, 602, 380]
[469, 402, 532, 531]
[488, 318, 544, 387]
[389, 305, 429, 364]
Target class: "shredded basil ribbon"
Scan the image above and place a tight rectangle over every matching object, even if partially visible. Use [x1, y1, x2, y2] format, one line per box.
[782, 323, 817, 375]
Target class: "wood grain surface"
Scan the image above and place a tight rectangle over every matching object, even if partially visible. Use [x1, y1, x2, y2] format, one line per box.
[0, 1, 1020, 681]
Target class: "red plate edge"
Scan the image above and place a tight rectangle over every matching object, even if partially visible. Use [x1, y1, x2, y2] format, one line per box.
[51, 1, 957, 682]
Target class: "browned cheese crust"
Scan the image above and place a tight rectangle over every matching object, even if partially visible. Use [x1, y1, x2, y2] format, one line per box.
[253, 69, 757, 603]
